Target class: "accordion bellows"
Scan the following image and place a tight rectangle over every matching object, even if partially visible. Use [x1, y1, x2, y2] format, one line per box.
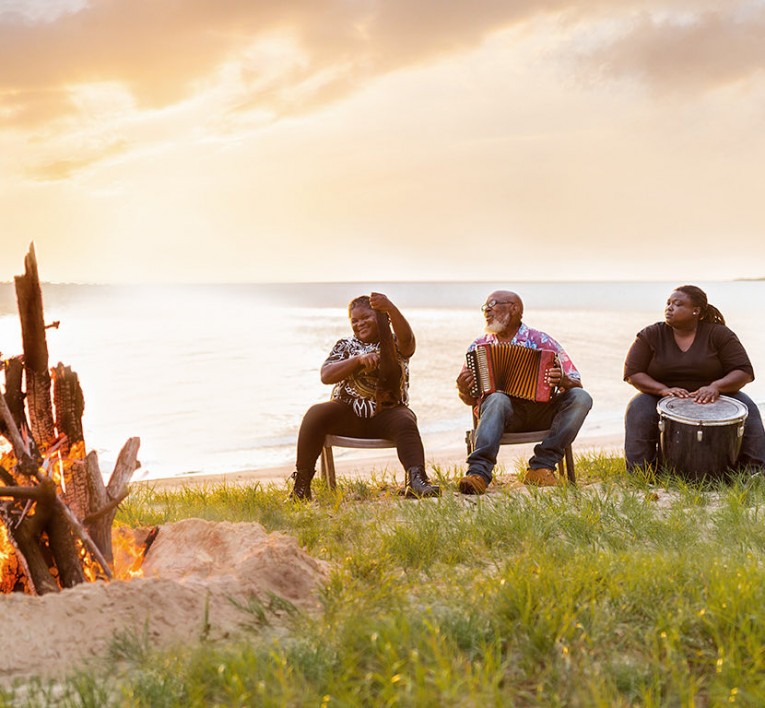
[466, 343, 557, 402]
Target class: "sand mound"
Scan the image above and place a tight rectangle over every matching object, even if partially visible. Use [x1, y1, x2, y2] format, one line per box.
[1, 519, 329, 684]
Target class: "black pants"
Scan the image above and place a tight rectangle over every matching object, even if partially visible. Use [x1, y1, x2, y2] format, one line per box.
[295, 401, 425, 472]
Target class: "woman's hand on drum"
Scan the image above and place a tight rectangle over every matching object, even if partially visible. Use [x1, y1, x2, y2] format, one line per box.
[660, 387, 691, 398]
[690, 385, 720, 404]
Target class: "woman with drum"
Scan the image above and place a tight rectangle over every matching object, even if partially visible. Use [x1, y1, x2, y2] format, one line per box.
[624, 284, 765, 477]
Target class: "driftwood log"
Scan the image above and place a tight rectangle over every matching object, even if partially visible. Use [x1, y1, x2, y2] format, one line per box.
[0, 243, 140, 594]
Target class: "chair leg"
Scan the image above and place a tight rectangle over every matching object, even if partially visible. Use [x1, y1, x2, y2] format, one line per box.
[321, 446, 337, 490]
[565, 445, 576, 485]
[465, 430, 475, 456]
[320, 447, 328, 484]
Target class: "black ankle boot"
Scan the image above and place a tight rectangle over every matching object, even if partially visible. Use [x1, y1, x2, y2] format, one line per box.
[405, 466, 440, 498]
[290, 468, 314, 500]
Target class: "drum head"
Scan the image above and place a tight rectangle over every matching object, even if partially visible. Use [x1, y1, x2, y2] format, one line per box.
[657, 395, 749, 426]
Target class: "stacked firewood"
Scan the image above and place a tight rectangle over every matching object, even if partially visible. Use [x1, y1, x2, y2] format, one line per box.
[0, 244, 140, 595]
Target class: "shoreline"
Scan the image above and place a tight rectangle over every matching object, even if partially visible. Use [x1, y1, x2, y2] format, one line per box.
[135, 433, 625, 492]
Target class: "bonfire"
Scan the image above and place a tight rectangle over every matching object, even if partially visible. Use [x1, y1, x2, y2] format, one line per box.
[1, 244, 142, 595]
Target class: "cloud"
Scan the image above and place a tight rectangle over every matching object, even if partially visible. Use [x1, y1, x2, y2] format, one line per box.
[0, 0, 593, 129]
[4, 0, 764, 183]
[0, 0, 87, 25]
[29, 137, 127, 180]
[580, 5, 765, 92]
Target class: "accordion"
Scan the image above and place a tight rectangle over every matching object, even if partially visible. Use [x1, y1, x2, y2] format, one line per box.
[466, 343, 558, 402]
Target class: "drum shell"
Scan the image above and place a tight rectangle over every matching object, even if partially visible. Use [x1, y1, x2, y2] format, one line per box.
[659, 415, 745, 481]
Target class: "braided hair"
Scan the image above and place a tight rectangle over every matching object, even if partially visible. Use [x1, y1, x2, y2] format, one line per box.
[675, 285, 725, 325]
[348, 295, 371, 315]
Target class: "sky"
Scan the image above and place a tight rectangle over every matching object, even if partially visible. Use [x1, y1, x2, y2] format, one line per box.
[1, 0, 765, 284]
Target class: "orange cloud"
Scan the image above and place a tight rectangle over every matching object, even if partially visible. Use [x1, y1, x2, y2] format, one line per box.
[581, 8, 765, 92]
[28, 138, 127, 180]
[5, 0, 757, 132]
[0, 0, 587, 128]
[4, 0, 763, 188]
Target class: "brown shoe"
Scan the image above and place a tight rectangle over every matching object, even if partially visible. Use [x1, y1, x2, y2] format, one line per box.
[523, 467, 561, 487]
[458, 474, 488, 495]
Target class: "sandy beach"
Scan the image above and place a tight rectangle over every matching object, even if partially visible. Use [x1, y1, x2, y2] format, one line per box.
[136, 433, 625, 491]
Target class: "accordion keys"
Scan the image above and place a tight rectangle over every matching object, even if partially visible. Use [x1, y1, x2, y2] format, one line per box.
[466, 343, 557, 402]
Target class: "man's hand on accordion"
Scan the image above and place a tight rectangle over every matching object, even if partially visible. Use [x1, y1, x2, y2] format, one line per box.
[456, 367, 477, 405]
[546, 366, 582, 392]
[546, 366, 565, 391]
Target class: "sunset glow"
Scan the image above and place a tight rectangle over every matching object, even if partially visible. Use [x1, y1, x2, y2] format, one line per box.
[2, 0, 764, 283]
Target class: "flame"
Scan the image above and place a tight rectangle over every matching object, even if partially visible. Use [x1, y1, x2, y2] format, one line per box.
[0, 448, 20, 483]
[54, 440, 86, 491]
[112, 526, 148, 580]
[2, 440, 148, 592]
[0, 523, 14, 571]
[77, 542, 104, 583]
[0, 524, 28, 594]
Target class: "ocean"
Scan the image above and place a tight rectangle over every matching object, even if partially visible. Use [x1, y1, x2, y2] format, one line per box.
[0, 281, 763, 480]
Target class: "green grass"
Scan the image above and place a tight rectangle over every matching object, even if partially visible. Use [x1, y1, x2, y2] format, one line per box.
[6, 454, 765, 706]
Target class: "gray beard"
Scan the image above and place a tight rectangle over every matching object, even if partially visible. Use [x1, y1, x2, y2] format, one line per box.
[484, 313, 511, 335]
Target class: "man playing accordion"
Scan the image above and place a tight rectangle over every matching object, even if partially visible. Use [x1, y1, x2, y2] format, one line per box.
[455, 290, 592, 493]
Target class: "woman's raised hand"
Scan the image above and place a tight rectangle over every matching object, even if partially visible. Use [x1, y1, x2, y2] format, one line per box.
[369, 292, 394, 313]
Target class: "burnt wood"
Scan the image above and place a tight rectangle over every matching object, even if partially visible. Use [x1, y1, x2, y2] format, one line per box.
[53, 363, 85, 456]
[14, 244, 56, 449]
[0, 244, 139, 594]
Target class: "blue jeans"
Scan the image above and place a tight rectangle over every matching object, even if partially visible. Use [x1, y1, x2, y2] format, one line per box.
[467, 389, 593, 482]
[624, 392, 765, 472]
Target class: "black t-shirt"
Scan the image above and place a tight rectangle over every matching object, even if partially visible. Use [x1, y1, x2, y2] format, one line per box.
[623, 321, 755, 392]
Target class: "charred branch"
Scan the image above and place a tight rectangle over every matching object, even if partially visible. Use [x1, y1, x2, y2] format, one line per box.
[0, 383, 40, 477]
[1, 480, 59, 595]
[14, 243, 56, 449]
[48, 504, 86, 588]
[81, 439, 141, 566]
[0, 486, 47, 501]
[4, 356, 29, 432]
[52, 363, 85, 456]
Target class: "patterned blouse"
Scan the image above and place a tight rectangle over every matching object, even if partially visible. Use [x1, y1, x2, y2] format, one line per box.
[325, 337, 410, 418]
[467, 323, 581, 381]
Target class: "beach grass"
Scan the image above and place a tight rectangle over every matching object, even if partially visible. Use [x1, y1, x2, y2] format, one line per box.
[7, 454, 765, 705]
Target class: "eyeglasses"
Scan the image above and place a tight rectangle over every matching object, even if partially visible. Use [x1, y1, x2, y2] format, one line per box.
[481, 299, 515, 313]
